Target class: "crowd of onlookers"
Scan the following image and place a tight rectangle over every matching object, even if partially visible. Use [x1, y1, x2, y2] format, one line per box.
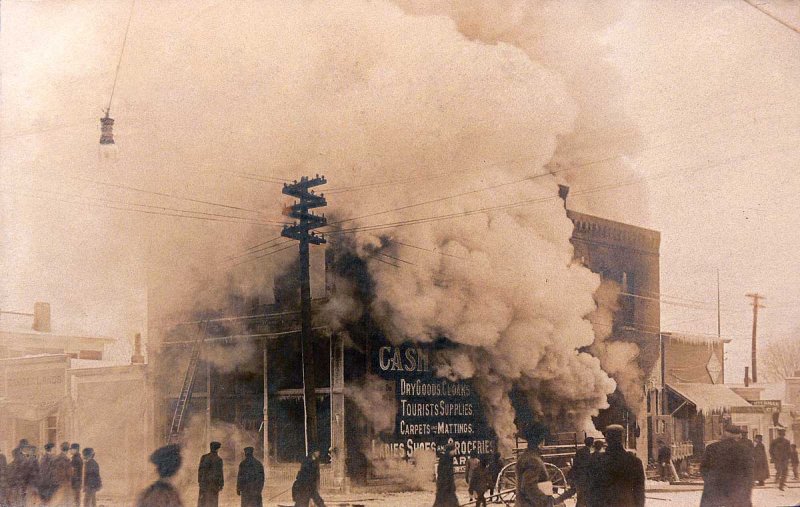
[0, 440, 102, 507]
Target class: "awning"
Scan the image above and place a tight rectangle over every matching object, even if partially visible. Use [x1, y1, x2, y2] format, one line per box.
[0, 398, 63, 421]
[666, 383, 751, 414]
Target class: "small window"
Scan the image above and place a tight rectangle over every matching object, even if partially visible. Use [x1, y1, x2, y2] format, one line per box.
[46, 415, 58, 445]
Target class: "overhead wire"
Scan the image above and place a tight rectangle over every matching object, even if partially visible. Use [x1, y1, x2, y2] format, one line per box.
[0, 187, 282, 227]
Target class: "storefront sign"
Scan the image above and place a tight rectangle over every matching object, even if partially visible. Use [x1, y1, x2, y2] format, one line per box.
[751, 399, 781, 413]
[372, 344, 495, 472]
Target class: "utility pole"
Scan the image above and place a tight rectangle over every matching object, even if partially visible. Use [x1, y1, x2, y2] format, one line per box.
[745, 293, 765, 383]
[281, 175, 327, 455]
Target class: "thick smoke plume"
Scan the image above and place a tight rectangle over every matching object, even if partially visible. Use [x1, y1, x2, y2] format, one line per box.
[5, 0, 650, 461]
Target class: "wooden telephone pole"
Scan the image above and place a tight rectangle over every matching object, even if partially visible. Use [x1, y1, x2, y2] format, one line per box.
[745, 293, 765, 383]
[281, 175, 327, 454]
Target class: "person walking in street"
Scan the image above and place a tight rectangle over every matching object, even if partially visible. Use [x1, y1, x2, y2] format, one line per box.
[769, 427, 791, 491]
[753, 435, 769, 486]
[488, 451, 503, 498]
[738, 430, 755, 490]
[70, 444, 83, 507]
[465, 449, 480, 502]
[515, 422, 552, 507]
[469, 455, 491, 507]
[82, 448, 102, 507]
[791, 443, 799, 480]
[236, 446, 264, 507]
[292, 448, 326, 507]
[198, 441, 224, 507]
[587, 425, 645, 507]
[700, 425, 752, 507]
[657, 440, 672, 482]
[137, 444, 183, 507]
[432, 442, 458, 507]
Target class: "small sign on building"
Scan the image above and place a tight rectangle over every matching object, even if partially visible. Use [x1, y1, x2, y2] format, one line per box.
[751, 400, 782, 413]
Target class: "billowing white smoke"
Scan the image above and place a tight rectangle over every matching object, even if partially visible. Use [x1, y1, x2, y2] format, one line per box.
[6, 0, 643, 451]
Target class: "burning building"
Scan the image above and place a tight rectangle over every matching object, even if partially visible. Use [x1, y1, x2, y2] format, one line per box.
[152, 188, 662, 488]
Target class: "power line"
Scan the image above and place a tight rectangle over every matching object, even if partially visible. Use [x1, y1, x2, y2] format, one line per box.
[1, 188, 281, 227]
[68, 176, 283, 219]
[324, 139, 800, 237]
[229, 241, 296, 268]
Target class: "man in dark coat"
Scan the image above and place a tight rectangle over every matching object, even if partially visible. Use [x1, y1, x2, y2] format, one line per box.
[83, 448, 102, 507]
[657, 440, 672, 482]
[700, 425, 753, 507]
[198, 442, 224, 507]
[567, 436, 594, 507]
[769, 428, 792, 490]
[738, 432, 755, 490]
[70, 444, 83, 507]
[8, 445, 38, 506]
[515, 422, 552, 507]
[53, 442, 73, 504]
[292, 449, 326, 507]
[432, 442, 458, 507]
[752, 435, 769, 486]
[236, 447, 264, 507]
[587, 425, 644, 507]
[38, 442, 59, 503]
[137, 444, 183, 507]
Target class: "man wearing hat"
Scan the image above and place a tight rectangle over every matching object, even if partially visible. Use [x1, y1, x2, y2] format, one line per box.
[586, 425, 644, 507]
[198, 442, 224, 507]
[137, 444, 182, 507]
[515, 422, 552, 507]
[432, 442, 458, 507]
[236, 447, 264, 507]
[292, 448, 326, 507]
[700, 424, 753, 506]
[769, 427, 791, 491]
[69, 444, 83, 507]
[83, 448, 102, 507]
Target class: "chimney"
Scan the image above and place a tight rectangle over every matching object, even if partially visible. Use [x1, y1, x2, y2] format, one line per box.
[33, 302, 51, 332]
[558, 185, 570, 209]
[744, 366, 750, 387]
[131, 333, 145, 364]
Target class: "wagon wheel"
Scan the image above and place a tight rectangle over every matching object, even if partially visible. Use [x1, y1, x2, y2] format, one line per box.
[493, 462, 517, 505]
[544, 462, 568, 496]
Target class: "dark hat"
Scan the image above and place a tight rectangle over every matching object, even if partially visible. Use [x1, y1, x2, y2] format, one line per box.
[150, 444, 182, 478]
[210, 441, 221, 451]
[44, 443, 55, 451]
[70, 443, 80, 450]
[584, 436, 595, 446]
[82, 448, 94, 458]
[244, 446, 254, 454]
[60, 442, 70, 452]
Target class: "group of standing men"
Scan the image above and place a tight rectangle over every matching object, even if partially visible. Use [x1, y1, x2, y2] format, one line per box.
[0, 440, 101, 506]
[700, 425, 796, 507]
[560, 425, 645, 507]
[137, 441, 327, 507]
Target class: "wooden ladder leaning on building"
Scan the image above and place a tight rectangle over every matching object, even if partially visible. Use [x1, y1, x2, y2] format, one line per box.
[167, 320, 209, 444]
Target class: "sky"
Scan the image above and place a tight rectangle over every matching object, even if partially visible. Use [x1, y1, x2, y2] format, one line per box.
[1, 0, 799, 382]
